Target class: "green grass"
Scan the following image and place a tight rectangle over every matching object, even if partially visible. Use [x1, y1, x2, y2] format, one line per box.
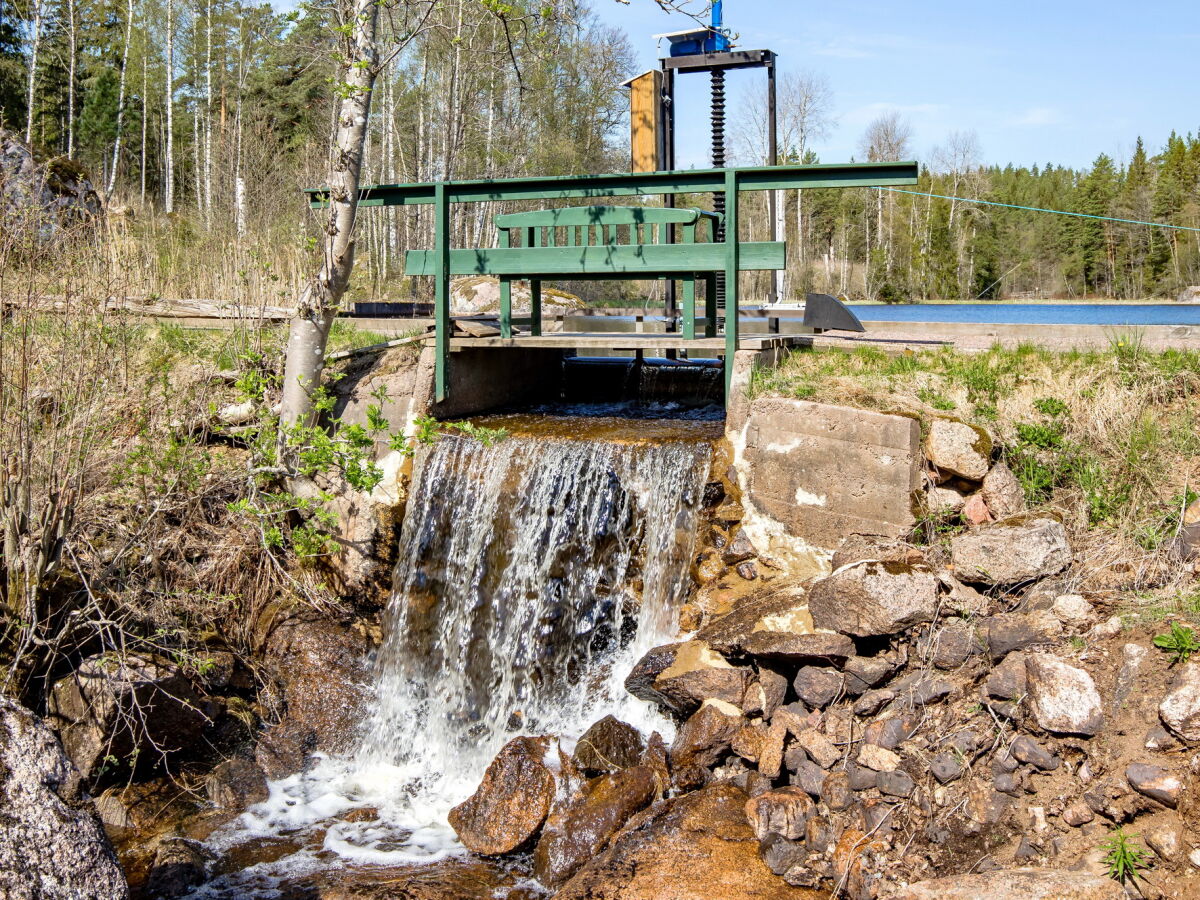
[748, 343, 1200, 567]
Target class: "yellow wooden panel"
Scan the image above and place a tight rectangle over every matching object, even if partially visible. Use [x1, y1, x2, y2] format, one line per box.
[628, 70, 662, 173]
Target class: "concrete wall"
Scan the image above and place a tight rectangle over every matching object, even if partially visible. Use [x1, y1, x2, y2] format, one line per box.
[726, 348, 923, 578]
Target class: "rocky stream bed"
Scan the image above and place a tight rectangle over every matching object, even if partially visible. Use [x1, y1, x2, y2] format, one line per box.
[4, 411, 1200, 900]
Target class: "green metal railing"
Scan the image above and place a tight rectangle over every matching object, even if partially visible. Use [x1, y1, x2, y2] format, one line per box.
[307, 161, 919, 401]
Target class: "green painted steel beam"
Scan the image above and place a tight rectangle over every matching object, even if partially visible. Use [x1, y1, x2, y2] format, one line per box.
[403, 242, 784, 277]
[434, 182, 450, 402]
[305, 161, 919, 208]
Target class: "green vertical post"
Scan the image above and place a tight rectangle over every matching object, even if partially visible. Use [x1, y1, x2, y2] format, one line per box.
[531, 280, 542, 336]
[498, 228, 512, 338]
[723, 169, 739, 398]
[704, 274, 717, 337]
[434, 181, 450, 402]
[682, 222, 696, 341]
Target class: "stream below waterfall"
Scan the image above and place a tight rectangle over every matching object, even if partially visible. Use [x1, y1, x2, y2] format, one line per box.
[191, 409, 721, 897]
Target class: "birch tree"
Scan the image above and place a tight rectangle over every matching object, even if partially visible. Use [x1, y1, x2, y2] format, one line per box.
[24, 0, 44, 143]
[107, 0, 135, 194]
[164, 0, 175, 212]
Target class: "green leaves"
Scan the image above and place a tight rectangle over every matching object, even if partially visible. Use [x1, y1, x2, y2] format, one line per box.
[1153, 622, 1200, 665]
[1100, 828, 1150, 885]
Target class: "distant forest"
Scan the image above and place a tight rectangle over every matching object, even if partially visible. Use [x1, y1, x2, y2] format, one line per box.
[0, 0, 1196, 301]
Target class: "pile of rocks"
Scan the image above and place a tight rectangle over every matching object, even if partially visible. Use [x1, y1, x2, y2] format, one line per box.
[452, 517, 1199, 898]
[922, 417, 1025, 525]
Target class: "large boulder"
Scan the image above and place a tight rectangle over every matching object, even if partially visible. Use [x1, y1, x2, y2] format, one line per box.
[982, 462, 1026, 519]
[669, 699, 745, 771]
[950, 518, 1072, 586]
[0, 129, 102, 243]
[808, 560, 939, 637]
[923, 418, 992, 481]
[48, 652, 207, 783]
[572, 715, 646, 776]
[254, 613, 372, 778]
[892, 868, 1124, 899]
[533, 765, 658, 887]
[448, 736, 556, 855]
[696, 580, 854, 663]
[1025, 653, 1104, 736]
[624, 640, 750, 716]
[0, 697, 128, 899]
[553, 784, 823, 900]
[1159, 661, 1200, 743]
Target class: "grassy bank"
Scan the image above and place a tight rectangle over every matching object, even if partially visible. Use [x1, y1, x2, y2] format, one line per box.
[749, 340, 1200, 601]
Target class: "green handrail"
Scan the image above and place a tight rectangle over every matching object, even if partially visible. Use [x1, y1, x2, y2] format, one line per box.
[306, 162, 920, 402]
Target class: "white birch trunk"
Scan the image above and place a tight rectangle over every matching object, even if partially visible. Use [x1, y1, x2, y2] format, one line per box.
[164, 0, 175, 213]
[108, 0, 135, 195]
[66, 0, 77, 157]
[24, 0, 43, 144]
[279, 0, 380, 428]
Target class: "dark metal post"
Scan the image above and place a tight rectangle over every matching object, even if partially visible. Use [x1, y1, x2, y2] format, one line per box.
[661, 62, 677, 336]
[767, 56, 779, 304]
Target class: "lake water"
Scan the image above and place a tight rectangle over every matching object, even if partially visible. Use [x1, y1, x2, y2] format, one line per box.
[846, 303, 1200, 326]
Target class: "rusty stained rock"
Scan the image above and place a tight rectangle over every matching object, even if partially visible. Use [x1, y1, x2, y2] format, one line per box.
[447, 736, 556, 856]
[625, 640, 751, 716]
[554, 784, 823, 900]
[533, 765, 657, 887]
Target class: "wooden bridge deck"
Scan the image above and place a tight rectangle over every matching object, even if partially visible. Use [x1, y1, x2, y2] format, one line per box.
[437, 332, 810, 353]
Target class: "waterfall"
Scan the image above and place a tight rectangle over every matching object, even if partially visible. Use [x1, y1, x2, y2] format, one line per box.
[207, 420, 711, 881]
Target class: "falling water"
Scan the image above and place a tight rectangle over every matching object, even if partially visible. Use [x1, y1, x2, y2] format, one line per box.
[203, 415, 712, 888]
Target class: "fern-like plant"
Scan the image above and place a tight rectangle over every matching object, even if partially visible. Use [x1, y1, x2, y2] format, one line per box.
[1100, 827, 1150, 885]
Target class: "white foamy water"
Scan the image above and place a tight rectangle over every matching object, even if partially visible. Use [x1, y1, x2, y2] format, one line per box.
[198, 426, 710, 892]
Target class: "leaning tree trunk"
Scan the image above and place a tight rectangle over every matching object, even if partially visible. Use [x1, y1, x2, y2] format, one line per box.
[279, 0, 380, 429]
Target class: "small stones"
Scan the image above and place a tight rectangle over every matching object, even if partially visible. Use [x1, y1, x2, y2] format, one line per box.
[930, 621, 984, 669]
[1009, 735, 1060, 772]
[1145, 725, 1183, 752]
[756, 720, 788, 779]
[846, 763, 877, 791]
[1062, 799, 1095, 826]
[876, 770, 915, 798]
[794, 729, 841, 770]
[966, 784, 1012, 826]
[930, 752, 963, 784]
[981, 461, 1024, 519]
[891, 672, 954, 707]
[1125, 762, 1183, 808]
[745, 786, 815, 841]
[857, 743, 901, 772]
[993, 772, 1020, 795]
[760, 833, 808, 876]
[1144, 818, 1183, 862]
[820, 771, 854, 810]
[988, 657, 1027, 705]
[853, 689, 895, 717]
[984, 613, 1063, 662]
[1052, 594, 1096, 628]
[1025, 653, 1104, 736]
[790, 759, 827, 798]
[757, 666, 789, 719]
[792, 666, 842, 708]
[669, 700, 744, 771]
[1159, 661, 1200, 743]
[844, 654, 903, 694]
[863, 712, 921, 750]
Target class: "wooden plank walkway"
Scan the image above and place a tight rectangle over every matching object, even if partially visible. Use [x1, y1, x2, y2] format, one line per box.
[437, 332, 810, 353]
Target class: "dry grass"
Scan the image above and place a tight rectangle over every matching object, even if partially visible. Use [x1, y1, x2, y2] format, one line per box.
[750, 340, 1200, 596]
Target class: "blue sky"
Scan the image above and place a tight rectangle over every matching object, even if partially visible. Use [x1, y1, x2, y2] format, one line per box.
[592, 0, 1200, 171]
